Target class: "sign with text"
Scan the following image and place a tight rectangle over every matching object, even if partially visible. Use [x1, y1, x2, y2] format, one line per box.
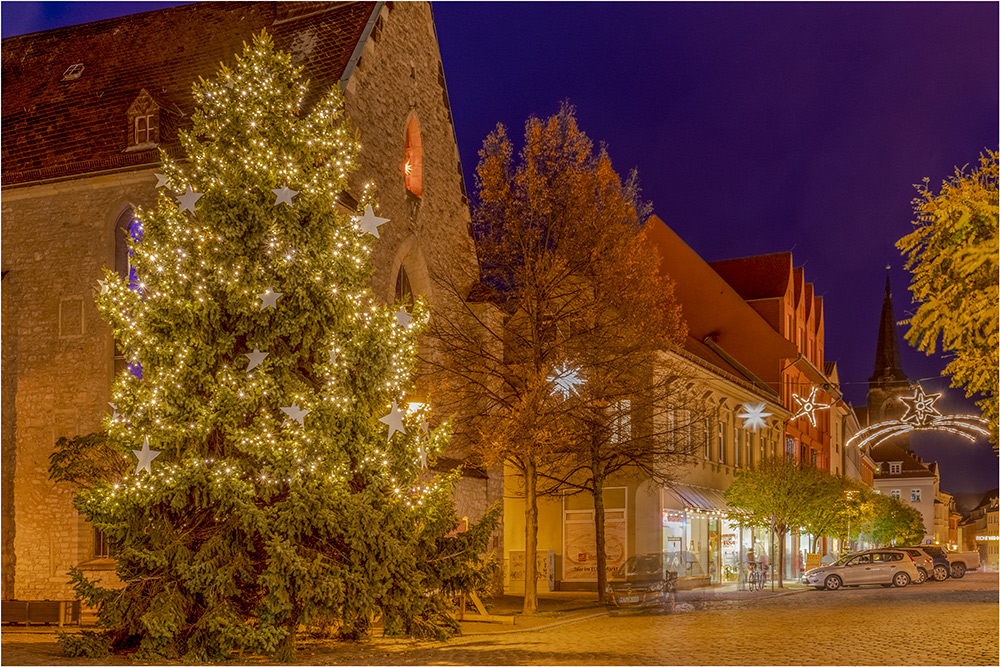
[564, 511, 627, 581]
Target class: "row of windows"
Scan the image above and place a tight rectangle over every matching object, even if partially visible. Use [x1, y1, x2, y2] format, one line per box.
[888, 489, 922, 502]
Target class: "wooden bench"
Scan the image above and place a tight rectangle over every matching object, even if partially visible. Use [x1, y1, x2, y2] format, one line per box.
[1, 600, 81, 626]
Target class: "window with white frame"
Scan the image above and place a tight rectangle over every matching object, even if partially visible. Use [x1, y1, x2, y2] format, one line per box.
[890, 489, 901, 500]
[889, 462, 901, 475]
[610, 399, 631, 444]
[911, 489, 921, 502]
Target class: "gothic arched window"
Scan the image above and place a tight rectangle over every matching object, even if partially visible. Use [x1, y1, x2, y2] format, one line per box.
[395, 264, 413, 308]
[113, 209, 143, 377]
[404, 116, 422, 198]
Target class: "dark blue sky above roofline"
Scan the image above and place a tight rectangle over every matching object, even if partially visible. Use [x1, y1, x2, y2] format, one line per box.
[3, 1, 997, 496]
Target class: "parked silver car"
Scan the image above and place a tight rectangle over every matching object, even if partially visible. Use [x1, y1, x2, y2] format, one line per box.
[898, 547, 933, 584]
[802, 549, 919, 590]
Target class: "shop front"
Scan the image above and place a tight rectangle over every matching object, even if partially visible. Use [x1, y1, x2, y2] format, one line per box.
[662, 485, 783, 587]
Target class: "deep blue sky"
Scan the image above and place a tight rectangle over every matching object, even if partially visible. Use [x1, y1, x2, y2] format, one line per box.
[3, 1, 997, 498]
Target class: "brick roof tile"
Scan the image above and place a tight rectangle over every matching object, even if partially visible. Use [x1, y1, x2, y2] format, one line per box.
[708, 252, 793, 301]
[2, 1, 376, 186]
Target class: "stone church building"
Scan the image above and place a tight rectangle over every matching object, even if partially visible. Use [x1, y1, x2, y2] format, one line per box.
[2, 1, 498, 601]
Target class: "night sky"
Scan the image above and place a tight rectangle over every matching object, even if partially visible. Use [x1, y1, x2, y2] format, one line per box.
[3, 1, 997, 498]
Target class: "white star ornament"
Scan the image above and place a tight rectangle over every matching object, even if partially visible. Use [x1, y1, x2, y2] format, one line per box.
[175, 186, 204, 213]
[395, 307, 412, 327]
[257, 289, 283, 310]
[281, 403, 310, 426]
[132, 436, 161, 475]
[355, 205, 390, 238]
[245, 349, 268, 371]
[272, 185, 299, 207]
[154, 172, 170, 189]
[379, 400, 406, 441]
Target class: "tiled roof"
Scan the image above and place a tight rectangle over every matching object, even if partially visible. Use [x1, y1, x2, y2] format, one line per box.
[869, 441, 935, 479]
[708, 252, 793, 301]
[1, 1, 376, 186]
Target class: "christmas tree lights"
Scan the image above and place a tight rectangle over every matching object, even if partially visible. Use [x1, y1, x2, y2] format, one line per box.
[65, 32, 497, 661]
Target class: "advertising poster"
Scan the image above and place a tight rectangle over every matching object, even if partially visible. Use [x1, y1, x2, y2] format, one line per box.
[563, 512, 627, 581]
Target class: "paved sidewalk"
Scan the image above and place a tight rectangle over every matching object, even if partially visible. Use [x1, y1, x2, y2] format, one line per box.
[457, 579, 810, 635]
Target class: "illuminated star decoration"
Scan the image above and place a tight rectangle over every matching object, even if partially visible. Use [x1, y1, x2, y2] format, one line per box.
[418, 443, 428, 470]
[899, 385, 942, 426]
[847, 385, 991, 449]
[328, 348, 339, 365]
[281, 403, 310, 426]
[272, 185, 299, 207]
[355, 204, 389, 238]
[175, 186, 203, 213]
[790, 387, 830, 428]
[154, 172, 170, 189]
[395, 307, 412, 327]
[108, 402, 120, 420]
[97, 278, 109, 295]
[379, 400, 406, 441]
[548, 363, 584, 399]
[132, 436, 161, 476]
[245, 349, 268, 371]
[738, 402, 772, 432]
[257, 289, 283, 310]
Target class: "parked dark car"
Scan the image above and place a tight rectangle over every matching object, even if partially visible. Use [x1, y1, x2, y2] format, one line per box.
[907, 545, 951, 581]
[606, 553, 678, 612]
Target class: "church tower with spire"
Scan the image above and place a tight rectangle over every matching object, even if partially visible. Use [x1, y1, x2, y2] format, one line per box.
[866, 274, 912, 424]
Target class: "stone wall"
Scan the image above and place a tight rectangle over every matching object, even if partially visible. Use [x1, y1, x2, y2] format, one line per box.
[1, 169, 159, 599]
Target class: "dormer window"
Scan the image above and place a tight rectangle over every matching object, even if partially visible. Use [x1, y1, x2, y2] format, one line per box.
[135, 114, 157, 145]
[889, 462, 901, 475]
[62, 63, 84, 81]
[126, 89, 161, 151]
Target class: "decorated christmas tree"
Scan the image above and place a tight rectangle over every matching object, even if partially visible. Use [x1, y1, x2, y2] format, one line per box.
[63, 32, 497, 661]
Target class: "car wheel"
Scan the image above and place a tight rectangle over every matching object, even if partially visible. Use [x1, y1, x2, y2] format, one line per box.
[932, 564, 949, 581]
[824, 575, 843, 591]
[892, 572, 910, 588]
[950, 562, 966, 579]
[916, 568, 927, 584]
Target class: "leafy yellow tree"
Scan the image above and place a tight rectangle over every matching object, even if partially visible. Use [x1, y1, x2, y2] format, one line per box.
[897, 150, 999, 443]
[424, 105, 690, 611]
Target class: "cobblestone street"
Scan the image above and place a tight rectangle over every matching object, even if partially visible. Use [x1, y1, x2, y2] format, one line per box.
[3, 572, 996, 665]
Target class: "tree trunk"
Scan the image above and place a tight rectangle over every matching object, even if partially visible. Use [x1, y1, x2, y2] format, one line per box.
[523, 457, 539, 615]
[592, 451, 607, 605]
[275, 604, 301, 662]
[777, 528, 785, 588]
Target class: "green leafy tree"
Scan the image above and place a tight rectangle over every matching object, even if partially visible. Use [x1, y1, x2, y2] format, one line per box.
[62, 33, 496, 661]
[724, 459, 816, 587]
[861, 493, 925, 546]
[897, 149, 999, 443]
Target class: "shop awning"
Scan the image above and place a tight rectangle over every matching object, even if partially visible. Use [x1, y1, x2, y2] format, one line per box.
[666, 484, 730, 512]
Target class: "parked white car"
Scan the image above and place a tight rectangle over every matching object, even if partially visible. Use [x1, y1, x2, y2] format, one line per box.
[802, 549, 919, 590]
[944, 549, 980, 578]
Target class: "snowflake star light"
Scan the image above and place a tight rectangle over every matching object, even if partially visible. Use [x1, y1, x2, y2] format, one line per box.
[738, 402, 772, 432]
[790, 387, 830, 428]
[899, 385, 943, 426]
[548, 363, 584, 399]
